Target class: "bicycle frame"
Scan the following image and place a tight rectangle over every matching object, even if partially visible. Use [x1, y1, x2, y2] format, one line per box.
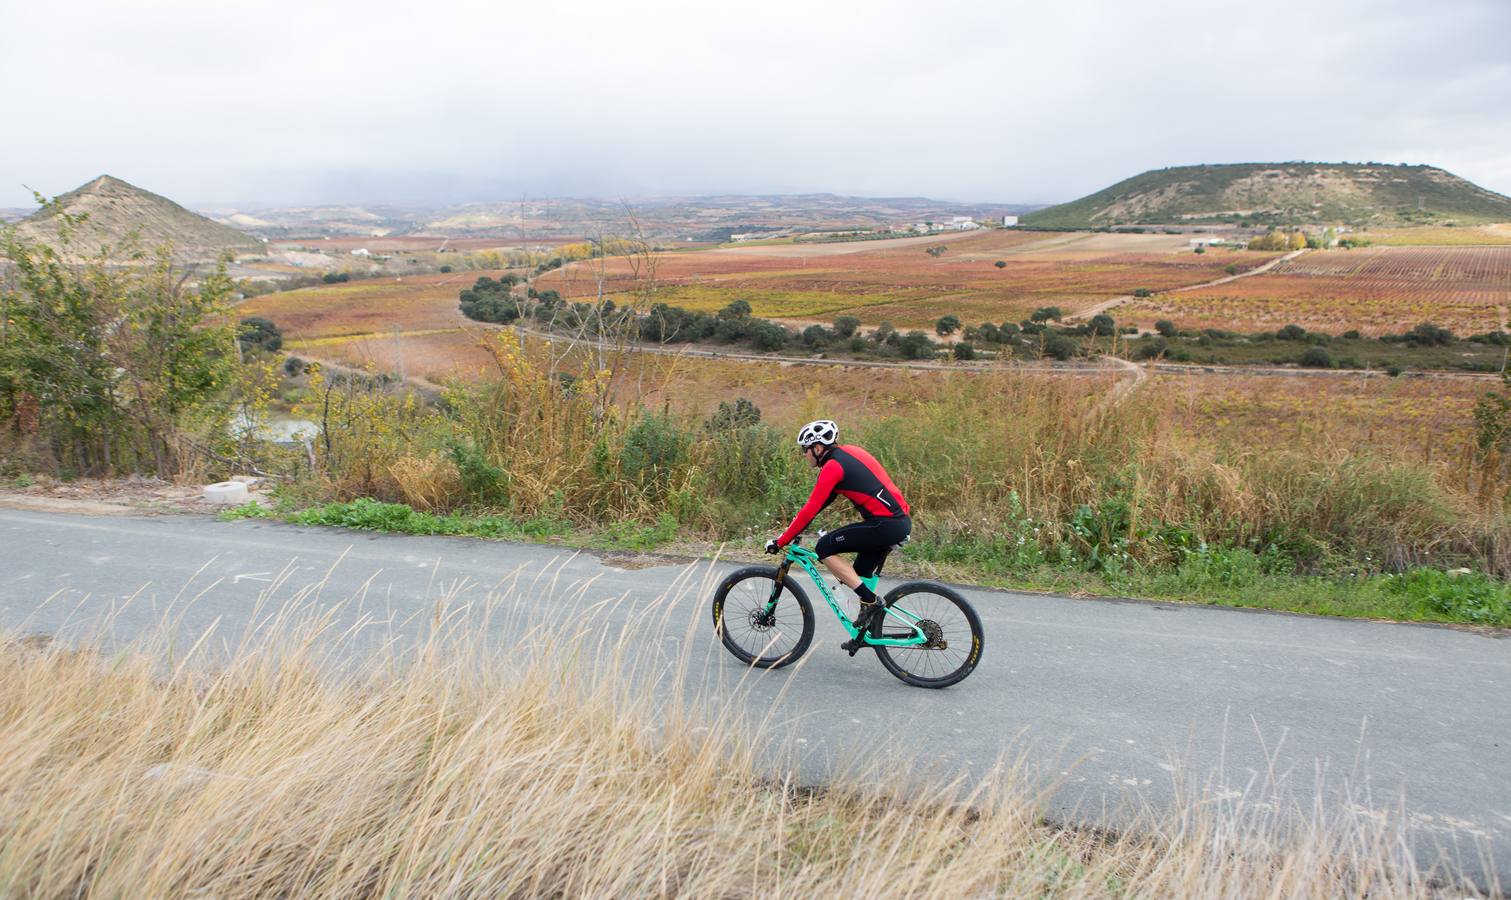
[768, 539, 928, 647]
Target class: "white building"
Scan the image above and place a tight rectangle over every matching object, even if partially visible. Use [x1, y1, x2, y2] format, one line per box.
[947, 216, 980, 231]
[351, 247, 371, 257]
[1002, 215, 1019, 227]
[1188, 237, 1226, 248]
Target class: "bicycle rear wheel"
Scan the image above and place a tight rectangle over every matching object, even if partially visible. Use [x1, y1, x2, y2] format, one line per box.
[711, 566, 815, 669]
[874, 581, 984, 688]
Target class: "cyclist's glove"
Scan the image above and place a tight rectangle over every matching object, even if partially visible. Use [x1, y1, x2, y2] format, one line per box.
[764, 539, 781, 554]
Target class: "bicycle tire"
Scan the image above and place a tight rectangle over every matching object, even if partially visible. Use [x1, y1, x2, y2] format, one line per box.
[873, 581, 984, 688]
[711, 566, 815, 669]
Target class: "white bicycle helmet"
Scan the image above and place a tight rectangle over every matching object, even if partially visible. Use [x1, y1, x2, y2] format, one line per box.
[796, 419, 839, 448]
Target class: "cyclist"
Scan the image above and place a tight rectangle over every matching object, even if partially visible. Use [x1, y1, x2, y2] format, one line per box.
[765, 419, 912, 651]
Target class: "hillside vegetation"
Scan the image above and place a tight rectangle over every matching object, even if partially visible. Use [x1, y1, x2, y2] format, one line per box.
[15, 175, 263, 264]
[1024, 163, 1511, 229]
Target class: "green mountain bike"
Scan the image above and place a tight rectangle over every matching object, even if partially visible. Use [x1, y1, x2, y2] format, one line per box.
[711, 535, 984, 688]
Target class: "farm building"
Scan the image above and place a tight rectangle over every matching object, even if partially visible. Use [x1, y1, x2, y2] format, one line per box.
[1002, 215, 1019, 226]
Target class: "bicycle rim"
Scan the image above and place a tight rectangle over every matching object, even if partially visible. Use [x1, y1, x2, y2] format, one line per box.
[874, 582, 983, 688]
[712, 567, 814, 669]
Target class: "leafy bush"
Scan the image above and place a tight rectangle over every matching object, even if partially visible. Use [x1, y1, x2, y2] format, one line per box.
[1277, 324, 1308, 341]
[1402, 322, 1454, 346]
[935, 315, 961, 336]
[1300, 347, 1334, 368]
[993, 260, 1006, 268]
[1088, 314, 1116, 336]
[1155, 319, 1178, 338]
[953, 343, 976, 361]
[321, 271, 351, 284]
[1030, 307, 1063, 323]
[832, 316, 861, 338]
[898, 331, 935, 360]
[1132, 288, 1152, 298]
[705, 398, 762, 431]
[238, 317, 283, 353]
[282, 356, 307, 377]
[1042, 335, 1076, 361]
[1384, 568, 1510, 624]
[802, 325, 832, 348]
[751, 322, 789, 351]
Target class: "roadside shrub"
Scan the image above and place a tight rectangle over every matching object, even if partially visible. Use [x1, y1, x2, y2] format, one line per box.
[1042, 335, 1076, 361]
[1277, 324, 1308, 341]
[1154, 320, 1178, 337]
[1133, 337, 1168, 360]
[1402, 322, 1454, 346]
[1133, 288, 1152, 298]
[898, 331, 935, 360]
[1088, 314, 1116, 336]
[953, 343, 976, 361]
[1384, 568, 1510, 624]
[1300, 347, 1334, 368]
[935, 315, 961, 336]
[802, 325, 832, 348]
[832, 315, 861, 338]
[750, 322, 788, 351]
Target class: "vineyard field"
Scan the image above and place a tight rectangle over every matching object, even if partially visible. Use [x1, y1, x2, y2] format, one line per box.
[535, 231, 1273, 328]
[1123, 247, 1511, 335]
[238, 271, 499, 340]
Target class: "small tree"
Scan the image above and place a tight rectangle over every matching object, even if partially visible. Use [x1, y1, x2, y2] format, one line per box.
[1088, 314, 1116, 336]
[1278, 324, 1308, 341]
[802, 324, 832, 348]
[718, 299, 752, 321]
[832, 315, 861, 338]
[751, 322, 788, 351]
[1154, 319, 1178, 338]
[1030, 306, 1063, 323]
[994, 260, 1007, 269]
[238, 317, 283, 353]
[953, 342, 976, 361]
[1132, 288, 1152, 298]
[935, 314, 961, 336]
[1043, 335, 1076, 361]
[898, 331, 934, 359]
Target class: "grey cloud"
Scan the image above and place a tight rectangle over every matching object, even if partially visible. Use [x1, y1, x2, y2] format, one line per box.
[1, 0, 1507, 208]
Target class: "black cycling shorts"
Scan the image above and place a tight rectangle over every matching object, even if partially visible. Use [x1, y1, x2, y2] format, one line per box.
[814, 516, 912, 578]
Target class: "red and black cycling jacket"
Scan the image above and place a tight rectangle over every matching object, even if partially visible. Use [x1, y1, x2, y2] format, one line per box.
[776, 444, 910, 546]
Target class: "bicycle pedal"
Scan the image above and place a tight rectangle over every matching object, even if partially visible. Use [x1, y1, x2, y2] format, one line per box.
[840, 638, 869, 656]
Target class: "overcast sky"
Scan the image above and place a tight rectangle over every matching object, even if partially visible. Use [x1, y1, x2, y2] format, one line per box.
[2, 0, 1508, 209]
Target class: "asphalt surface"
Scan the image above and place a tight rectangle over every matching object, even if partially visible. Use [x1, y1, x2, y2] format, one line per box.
[2, 507, 1508, 886]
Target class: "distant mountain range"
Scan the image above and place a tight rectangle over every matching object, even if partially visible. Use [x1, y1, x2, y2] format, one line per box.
[12, 175, 264, 263]
[1022, 163, 1511, 229]
[202, 194, 1036, 241]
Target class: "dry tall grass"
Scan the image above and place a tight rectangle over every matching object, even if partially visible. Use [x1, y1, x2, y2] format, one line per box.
[0, 583, 1488, 898]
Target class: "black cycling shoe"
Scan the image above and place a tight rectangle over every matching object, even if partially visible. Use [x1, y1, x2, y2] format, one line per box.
[841, 602, 885, 656]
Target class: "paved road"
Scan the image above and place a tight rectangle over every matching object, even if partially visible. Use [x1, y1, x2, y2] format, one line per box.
[2, 508, 1508, 885]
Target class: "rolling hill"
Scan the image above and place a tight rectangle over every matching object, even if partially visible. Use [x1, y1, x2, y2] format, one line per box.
[1023, 163, 1511, 229]
[14, 175, 264, 263]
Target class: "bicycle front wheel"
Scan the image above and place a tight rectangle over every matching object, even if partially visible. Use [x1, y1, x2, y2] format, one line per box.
[711, 566, 815, 669]
[874, 581, 984, 688]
